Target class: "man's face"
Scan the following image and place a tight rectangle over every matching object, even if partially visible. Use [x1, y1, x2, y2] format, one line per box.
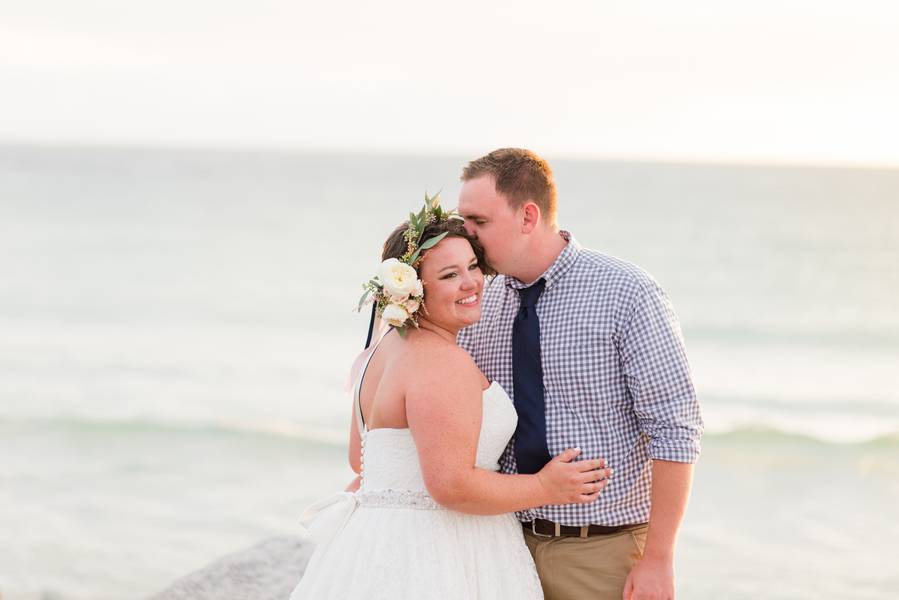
[458, 174, 522, 276]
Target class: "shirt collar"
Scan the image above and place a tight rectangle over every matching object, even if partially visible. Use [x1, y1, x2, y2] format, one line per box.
[506, 230, 581, 291]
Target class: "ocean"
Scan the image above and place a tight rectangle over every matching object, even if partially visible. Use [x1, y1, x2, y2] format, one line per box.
[1, 145, 897, 599]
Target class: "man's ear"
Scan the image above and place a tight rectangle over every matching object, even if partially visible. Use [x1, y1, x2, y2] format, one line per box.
[521, 202, 541, 234]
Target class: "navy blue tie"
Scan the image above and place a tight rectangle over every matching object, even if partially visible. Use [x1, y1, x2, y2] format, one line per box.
[512, 278, 550, 474]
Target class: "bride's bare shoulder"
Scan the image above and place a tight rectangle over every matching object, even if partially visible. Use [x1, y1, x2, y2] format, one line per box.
[402, 334, 483, 392]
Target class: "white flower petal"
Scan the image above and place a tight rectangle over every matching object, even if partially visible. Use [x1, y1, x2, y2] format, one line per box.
[381, 303, 410, 328]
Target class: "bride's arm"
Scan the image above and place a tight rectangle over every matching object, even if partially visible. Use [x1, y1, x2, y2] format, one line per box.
[348, 402, 362, 476]
[344, 475, 361, 493]
[343, 412, 362, 492]
[407, 347, 610, 516]
[344, 399, 362, 492]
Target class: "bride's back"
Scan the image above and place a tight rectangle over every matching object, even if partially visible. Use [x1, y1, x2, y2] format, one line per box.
[358, 329, 481, 431]
[353, 327, 515, 497]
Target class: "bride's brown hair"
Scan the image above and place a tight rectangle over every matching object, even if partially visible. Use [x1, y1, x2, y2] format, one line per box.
[381, 218, 495, 277]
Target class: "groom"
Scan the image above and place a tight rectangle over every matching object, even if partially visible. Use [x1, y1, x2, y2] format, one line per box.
[457, 148, 703, 600]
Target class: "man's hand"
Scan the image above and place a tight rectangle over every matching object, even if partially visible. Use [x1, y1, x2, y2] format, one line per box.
[622, 460, 692, 599]
[623, 553, 675, 600]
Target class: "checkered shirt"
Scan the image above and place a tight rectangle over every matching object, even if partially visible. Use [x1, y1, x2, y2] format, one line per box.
[458, 232, 703, 526]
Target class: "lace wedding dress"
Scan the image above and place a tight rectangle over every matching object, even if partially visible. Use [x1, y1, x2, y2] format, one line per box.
[289, 345, 543, 599]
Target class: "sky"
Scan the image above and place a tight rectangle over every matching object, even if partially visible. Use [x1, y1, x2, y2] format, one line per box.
[2, 0, 898, 165]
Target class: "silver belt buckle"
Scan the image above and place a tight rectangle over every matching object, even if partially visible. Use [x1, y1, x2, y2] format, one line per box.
[531, 519, 559, 538]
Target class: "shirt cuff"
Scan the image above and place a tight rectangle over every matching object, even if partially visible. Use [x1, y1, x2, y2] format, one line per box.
[648, 438, 701, 463]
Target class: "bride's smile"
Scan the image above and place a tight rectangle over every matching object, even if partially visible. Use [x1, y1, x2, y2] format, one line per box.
[416, 236, 485, 332]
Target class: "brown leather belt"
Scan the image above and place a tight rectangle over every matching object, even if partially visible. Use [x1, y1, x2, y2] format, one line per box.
[523, 518, 645, 538]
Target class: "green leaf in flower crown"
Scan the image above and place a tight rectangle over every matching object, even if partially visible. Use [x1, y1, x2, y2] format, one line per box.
[356, 289, 371, 312]
[409, 231, 449, 264]
[419, 231, 449, 251]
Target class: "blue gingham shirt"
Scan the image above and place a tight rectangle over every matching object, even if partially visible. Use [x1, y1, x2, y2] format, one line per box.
[458, 232, 703, 526]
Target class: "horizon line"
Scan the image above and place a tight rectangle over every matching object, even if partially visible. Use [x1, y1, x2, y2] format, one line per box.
[2, 137, 898, 172]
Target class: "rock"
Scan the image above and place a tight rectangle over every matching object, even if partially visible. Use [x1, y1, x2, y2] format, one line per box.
[149, 536, 313, 600]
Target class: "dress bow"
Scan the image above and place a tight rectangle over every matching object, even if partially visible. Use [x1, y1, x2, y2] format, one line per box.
[299, 491, 359, 547]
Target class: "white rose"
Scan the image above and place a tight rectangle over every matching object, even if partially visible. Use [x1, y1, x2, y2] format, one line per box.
[381, 303, 410, 327]
[404, 298, 420, 314]
[378, 258, 419, 299]
[413, 279, 424, 297]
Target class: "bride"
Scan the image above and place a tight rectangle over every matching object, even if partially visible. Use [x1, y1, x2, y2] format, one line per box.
[290, 197, 611, 599]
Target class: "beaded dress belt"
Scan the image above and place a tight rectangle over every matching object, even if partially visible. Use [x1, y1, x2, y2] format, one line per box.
[523, 518, 645, 538]
[356, 489, 443, 510]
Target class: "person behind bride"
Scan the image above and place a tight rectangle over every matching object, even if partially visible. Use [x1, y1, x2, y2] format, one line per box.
[289, 196, 613, 599]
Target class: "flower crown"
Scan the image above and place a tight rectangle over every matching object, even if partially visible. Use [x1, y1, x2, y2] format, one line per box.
[356, 193, 461, 334]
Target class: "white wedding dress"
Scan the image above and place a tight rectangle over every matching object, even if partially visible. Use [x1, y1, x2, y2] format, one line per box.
[289, 345, 544, 599]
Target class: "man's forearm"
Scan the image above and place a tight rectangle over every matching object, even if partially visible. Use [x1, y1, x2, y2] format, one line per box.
[643, 460, 694, 560]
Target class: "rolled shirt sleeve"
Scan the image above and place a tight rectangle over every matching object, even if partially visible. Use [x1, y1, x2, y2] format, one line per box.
[620, 278, 703, 463]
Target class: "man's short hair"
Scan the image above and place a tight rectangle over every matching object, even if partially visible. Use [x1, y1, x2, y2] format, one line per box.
[461, 148, 557, 224]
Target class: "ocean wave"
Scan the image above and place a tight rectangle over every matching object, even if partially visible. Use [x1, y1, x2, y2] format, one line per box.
[3, 415, 898, 450]
[684, 325, 899, 349]
[0, 415, 348, 446]
[703, 425, 899, 448]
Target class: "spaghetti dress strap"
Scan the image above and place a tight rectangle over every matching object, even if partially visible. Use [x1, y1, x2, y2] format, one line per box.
[353, 330, 391, 434]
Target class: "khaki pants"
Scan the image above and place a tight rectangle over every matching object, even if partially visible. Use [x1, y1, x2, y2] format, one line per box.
[523, 523, 648, 600]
